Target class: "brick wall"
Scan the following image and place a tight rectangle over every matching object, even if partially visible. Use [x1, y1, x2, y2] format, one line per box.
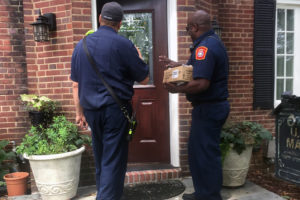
[217, 0, 275, 131]
[177, 0, 275, 176]
[0, 0, 27, 143]
[21, 0, 95, 187]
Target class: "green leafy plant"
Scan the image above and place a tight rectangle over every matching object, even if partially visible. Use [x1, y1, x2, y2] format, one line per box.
[220, 121, 272, 163]
[20, 94, 59, 128]
[0, 140, 16, 186]
[20, 94, 58, 113]
[16, 116, 91, 156]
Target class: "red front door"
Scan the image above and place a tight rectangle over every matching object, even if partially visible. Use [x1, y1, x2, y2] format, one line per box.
[98, 0, 170, 163]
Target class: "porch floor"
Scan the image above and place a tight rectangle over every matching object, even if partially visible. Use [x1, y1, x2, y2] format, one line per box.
[6, 178, 285, 200]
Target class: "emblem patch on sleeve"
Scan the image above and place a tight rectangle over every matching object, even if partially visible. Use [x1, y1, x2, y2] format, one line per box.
[195, 46, 208, 60]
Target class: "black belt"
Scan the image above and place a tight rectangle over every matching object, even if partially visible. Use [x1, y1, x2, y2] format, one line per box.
[192, 99, 227, 107]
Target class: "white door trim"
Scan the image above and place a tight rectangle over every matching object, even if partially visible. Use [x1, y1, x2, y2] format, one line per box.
[167, 0, 180, 167]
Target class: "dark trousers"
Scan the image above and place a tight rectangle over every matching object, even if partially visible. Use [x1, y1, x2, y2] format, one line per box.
[84, 103, 130, 200]
[189, 101, 230, 200]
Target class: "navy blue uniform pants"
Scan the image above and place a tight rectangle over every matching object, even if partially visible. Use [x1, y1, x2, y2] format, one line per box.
[189, 101, 229, 200]
[84, 103, 130, 200]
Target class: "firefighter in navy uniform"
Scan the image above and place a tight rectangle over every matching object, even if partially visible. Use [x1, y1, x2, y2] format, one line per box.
[159, 10, 230, 200]
[71, 2, 149, 200]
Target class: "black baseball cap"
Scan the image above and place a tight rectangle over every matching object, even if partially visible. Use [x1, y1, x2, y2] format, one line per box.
[101, 2, 124, 22]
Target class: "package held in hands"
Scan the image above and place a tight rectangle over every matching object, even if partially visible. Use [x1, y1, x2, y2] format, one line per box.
[163, 65, 193, 84]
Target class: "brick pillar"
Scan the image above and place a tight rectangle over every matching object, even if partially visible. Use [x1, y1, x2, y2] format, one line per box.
[21, 0, 95, 190]
[0, 0, 28, 142]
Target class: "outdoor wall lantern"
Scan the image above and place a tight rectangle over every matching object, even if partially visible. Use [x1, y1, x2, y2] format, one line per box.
[211, 17, 222, 38]
[31, 9, 56, 42]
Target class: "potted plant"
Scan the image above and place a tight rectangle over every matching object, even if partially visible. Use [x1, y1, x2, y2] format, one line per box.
[16, 115, 91, 200]
[3, 172, 29, 197]
[20, 94, 58, 127]
[0, 140, 16, 195]
[0, 140, 29, 197]
[220, 121, 272, 187]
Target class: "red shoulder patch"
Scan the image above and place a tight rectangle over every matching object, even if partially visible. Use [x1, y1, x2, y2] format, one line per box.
[195, 46, 208, 60]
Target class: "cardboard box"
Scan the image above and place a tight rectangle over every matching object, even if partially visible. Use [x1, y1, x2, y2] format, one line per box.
[163, 65, 193, 84]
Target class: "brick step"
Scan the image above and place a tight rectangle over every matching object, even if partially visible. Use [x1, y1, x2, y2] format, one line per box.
[125, 168, 182, 185]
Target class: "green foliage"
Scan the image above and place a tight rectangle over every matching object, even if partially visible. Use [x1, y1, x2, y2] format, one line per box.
[0, 140, 16, 186]
[220, 121, 272, 163]
[20, 94, 58, 113]
[16, 116, 91, 156]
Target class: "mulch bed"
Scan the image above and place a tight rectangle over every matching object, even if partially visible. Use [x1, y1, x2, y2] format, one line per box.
[247, 161, 300, 200]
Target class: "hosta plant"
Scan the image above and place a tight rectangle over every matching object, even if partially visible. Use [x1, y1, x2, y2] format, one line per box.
[220, 121, 272, 163]
[20, 94, 58, 113]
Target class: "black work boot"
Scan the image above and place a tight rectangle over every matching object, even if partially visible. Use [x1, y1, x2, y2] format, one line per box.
[182, 193, 197, 200]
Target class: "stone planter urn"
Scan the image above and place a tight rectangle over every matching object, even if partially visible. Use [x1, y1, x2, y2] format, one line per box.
[23, 146, 85, 200]
[222, 145, 253, 187]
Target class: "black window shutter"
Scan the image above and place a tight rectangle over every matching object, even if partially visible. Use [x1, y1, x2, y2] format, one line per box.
[253, 0, 276, 109]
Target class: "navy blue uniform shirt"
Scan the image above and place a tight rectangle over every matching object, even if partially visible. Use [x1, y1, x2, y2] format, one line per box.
[71, 26, 149, 110]
[186, 29, 229, 103]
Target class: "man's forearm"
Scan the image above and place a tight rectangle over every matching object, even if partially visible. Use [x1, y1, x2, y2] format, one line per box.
[176, 79, 210, 94]
[72, 82, 83, 115]
[159, 56, 186, 68]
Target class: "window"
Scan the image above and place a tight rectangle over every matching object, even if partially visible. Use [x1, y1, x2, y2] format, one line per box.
[119, 13, 154, 85]
[275, 3, 300, 106]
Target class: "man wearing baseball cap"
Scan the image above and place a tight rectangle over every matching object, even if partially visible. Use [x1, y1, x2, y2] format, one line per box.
[71, 2, 149, 199]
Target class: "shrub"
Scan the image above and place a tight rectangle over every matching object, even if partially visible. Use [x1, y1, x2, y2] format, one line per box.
[0, 140, 16, 186]
[220, 121, 272, 163]
[16, 116, 91, 156]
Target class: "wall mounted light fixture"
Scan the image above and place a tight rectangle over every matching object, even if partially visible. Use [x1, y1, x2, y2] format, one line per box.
[31, 9, 56, 42]
[211, 17, 222, 38]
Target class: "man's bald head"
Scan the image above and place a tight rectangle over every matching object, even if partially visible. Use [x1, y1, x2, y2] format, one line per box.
[187, 10, 212, 41]
[188, 10, 211, 29]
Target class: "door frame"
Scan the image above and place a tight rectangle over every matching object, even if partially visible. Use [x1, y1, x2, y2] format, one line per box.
[90, 0, 180, 167]
[167, 0, 180, 167]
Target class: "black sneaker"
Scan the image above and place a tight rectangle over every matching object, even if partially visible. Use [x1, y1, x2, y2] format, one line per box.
[182, 193, 197, 200]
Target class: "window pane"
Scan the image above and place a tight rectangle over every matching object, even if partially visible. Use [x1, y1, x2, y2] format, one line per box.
[286, 33, 294, 54]
[277, 32, 285, 54]
[286, 56, 294, 76]
[277, 56, 284, 76]
[287, 10, 294, 31]
[276, 79, 284, 100]
[119, 13, 154, 84]
[277, 9, 285, 31]
[286, 79, 293, 92]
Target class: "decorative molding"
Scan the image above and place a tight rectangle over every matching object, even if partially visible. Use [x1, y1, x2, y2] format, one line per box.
[36, 178, 78, 195]
[223, 168, 249, 186]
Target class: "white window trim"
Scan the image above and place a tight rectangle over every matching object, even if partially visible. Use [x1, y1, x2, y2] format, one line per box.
[277, 0, 300, 5]
[275, 3, 300, 107]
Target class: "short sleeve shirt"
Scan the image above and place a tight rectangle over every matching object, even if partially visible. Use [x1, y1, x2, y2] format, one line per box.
[71, 26, 149, 110]
[186, 29, 229, 103]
